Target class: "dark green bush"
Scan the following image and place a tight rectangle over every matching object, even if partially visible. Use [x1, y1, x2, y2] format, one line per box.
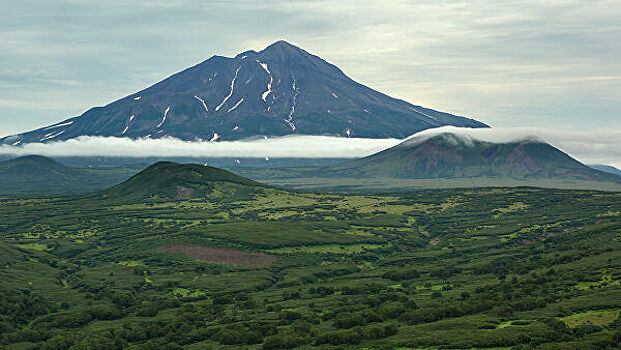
[262, 334, 306, 349]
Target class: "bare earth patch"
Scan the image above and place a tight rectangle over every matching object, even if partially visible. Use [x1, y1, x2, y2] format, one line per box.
[157, 244, 275, 266]
[176, 186, 195, 199]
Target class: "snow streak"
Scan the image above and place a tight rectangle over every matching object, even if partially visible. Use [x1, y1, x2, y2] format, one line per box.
[284, 76, 299, 132]
[215, 67, 241, 111]
[228, 98, 244, 113]
[257, 60, 273, 101]
[40, 130, 66, 141]
[157, 106, 171, 128]
[409, 107, 438, 121]
[122, 115, 135, 135]
[193, 95, 209, 114]
[44, 121, 73, 130]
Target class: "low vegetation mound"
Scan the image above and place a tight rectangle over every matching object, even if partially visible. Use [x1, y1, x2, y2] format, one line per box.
[157, 244, 275, 266]
[0, 155, 138, 196]
[99, 161, 266, 200]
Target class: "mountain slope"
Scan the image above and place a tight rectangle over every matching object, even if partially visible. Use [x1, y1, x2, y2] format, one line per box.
[99, 161, 268, 200]
[2, 41, 487, 145]
[589, 164, 621, 177]
[0, 155, 138, 196]
[321, 133, 621, 183]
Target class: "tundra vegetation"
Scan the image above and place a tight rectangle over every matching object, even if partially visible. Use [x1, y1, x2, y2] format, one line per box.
[0, 182, 620, 349]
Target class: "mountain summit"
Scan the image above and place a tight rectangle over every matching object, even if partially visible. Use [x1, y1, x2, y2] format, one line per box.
[3, 41, 487, 145]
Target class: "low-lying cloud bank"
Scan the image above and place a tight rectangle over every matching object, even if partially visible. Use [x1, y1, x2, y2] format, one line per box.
[0, 135, 402, 159]
[0, 127, 619, 167]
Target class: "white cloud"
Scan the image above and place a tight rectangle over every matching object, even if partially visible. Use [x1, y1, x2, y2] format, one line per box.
[1, 127, 619, 168]
[0, 135, 401, 159]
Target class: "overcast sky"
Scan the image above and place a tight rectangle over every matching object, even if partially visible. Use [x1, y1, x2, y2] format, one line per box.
[1, 0, 619, 164]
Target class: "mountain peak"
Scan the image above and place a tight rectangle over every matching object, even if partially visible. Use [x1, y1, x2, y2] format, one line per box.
[258, 40, 313, 63]
[2, 42, 487, 144]
[263, 40, 301, 51]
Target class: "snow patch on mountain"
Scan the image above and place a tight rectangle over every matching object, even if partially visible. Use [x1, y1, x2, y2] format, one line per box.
[257, 60, 273, 102]
[228, 98, 244, 113]
[409, 107, 438, 121]
[44, 121, 73, 130]
[40, 130, 66, 141]
[157, 106, 171, 128]
[284, 76, 299, 131]
[215, 67, 241, 112]
[193, 95, 209, 114]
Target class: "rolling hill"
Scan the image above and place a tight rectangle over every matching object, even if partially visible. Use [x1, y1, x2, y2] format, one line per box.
[0, 155, 139, 196]
[322, 133, 621, 182]
[98, 161, 268, 201]
[1, 41, 487, 145]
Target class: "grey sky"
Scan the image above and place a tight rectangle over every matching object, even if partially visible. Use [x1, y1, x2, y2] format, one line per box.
[1, 1, 620, 144]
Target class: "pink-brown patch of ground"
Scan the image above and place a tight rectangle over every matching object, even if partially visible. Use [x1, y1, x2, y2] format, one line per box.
[157, 244, 275, 266]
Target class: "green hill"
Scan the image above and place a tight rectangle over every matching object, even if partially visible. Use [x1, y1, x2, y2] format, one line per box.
[98, 161, 268, 201]
[0, 155, 87, 196]
[0, 155, 139, 196]
[324, 133, 620, 182]
[0, 154, 82, 176]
